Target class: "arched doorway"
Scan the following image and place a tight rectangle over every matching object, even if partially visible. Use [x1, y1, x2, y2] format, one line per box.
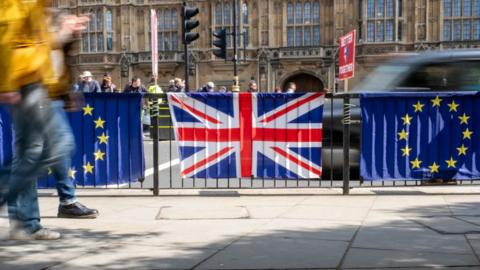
[282, 73, 324, 92]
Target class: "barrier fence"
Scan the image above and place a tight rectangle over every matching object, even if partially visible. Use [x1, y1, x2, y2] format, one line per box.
[143, 92, 480, 196]
[0, 92, 475, 195]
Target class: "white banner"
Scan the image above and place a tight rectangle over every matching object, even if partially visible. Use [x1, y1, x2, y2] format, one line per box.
[150, 9, 158, 79]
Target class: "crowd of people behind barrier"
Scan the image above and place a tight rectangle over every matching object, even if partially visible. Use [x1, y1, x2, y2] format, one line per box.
[74, 70, 298, 94]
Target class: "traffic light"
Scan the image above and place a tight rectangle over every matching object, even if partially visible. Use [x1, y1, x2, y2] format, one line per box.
[182, 3, 200, 45]
[213, 28, 227, 59]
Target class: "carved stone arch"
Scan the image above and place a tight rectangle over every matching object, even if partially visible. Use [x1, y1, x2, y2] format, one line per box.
[279, 70, 325, 92]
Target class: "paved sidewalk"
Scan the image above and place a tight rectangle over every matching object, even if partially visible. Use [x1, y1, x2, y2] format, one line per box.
[2, 186, 480, 270]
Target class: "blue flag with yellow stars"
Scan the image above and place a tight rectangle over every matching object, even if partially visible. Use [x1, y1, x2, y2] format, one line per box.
[361, 92, 480, 181]
[38, 93, 145, 187]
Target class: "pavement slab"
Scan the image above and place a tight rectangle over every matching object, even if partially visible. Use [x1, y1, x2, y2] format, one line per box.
[48, 243, 220, 270]
[279, 205, 371, 221]
[157, 205, 249, 220]
[352, 220, 474, 254]
[2, 191, 480, 270]
[195, 235, 349, 269]
[250, 218, 359, 242]
[412, 216, 480, 234]
[342, 247, 480, 268]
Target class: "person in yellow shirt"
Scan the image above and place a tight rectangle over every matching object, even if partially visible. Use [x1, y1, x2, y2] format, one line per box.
[0, 0, 89, 240]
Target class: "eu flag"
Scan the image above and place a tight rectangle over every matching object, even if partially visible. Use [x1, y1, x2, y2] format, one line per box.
[36, 93, 145, 188]
[361, 92, 480, 181]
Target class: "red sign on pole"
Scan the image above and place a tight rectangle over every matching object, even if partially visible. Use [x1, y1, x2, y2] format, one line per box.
[338, 30, 356, 81]
[151, 9, 158, 79]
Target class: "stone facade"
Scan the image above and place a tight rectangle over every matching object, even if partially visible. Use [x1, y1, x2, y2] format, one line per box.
[56, 0, 480, 92]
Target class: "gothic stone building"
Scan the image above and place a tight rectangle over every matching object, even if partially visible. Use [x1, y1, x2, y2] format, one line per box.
[55, 0, 480, 92]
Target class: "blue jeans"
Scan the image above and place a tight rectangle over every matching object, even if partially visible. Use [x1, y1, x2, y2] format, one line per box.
[3, 85, 70, 233]
[50, 101, 76, 205]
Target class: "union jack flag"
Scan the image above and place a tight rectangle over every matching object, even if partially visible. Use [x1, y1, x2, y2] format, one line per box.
[168, 92, 324, 179]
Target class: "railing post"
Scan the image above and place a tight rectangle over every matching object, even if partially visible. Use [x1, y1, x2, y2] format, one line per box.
[342, 95, 351, 195]
[151, 94, 160, 196]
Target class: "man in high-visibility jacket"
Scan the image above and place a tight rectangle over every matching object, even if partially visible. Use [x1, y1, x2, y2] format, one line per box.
[0, 0, 89, 240]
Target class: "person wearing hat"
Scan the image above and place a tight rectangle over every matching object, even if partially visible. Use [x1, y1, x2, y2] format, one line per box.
[199, 82, 215, 92]
[100, 74, 117, 93]
[246, 80, 258, 92]
[78, 71, 101, 93]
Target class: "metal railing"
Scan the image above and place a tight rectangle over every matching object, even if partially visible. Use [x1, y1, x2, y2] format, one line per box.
[141, 92, 480, 195]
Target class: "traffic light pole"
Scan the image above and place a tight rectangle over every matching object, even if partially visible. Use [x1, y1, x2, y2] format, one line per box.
[184, 41, 189, 92]
[182, 2, 199, 92]
[232, 0, 239, 92]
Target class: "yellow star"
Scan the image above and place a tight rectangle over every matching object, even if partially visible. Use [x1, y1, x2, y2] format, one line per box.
[94, 149, 106, 161]
[431, 96, 442, 107]
[47, 168, 52, 175]
[398, 129, 409, 141]
[401, 114, 412, 125]
[445, 157, 457, 168]
[463, 128, 473, 140]
[83, 162, 94, 174]
[98, 132, 109, 144]
[429, 162, 440, 173]
[401, 145, 412, 157]
[459, 113, 470, 125]
[82, 104, 94, 116]
[94, 117, 106, 129]
[410, 157, 422, 169]
[413, 101, 425, 112]
[448, 100, 460, 112]
[457, 144, 468, 156]
[68, 168, 77, 179]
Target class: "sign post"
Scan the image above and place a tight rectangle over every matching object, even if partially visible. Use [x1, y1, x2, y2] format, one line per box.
[150, 9, 160, 196]
[338, 30, 355, 196]
[338, 30, 356, 91]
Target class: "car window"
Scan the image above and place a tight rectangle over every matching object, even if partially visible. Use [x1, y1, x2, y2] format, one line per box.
[397, 61, 480, 91]
[353, 64, 410, 92]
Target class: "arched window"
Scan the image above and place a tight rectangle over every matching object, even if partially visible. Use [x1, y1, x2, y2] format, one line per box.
[304, 2, 311, 24]
[286, 1, 320, 47]
[164, 9, 171, 30]
[287, 2, 294, 24]
[82, 8, 113, 52]
[242, 1, 248, 24]
[313, 1, 319, 22]
[242, 1, 249, 46]
[224, 3, 231, 25]
[364, 0, 400, 42]
[444, 0, 480, 41]
[215, 3, 222, 25]
[295, 1, 302, 24]
[149, 8, 179, 51]
[106, 9, 113, 51]
[213, 1, 248, 49]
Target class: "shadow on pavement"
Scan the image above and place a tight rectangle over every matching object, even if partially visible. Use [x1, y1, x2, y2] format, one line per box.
[1, 199, 480, 269]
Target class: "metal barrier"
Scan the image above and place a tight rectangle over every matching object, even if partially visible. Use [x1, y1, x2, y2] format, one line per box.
[142, 92, 480, 196]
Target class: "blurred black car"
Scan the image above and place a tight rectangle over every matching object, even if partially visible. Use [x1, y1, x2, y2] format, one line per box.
[322, 50, 480, 180]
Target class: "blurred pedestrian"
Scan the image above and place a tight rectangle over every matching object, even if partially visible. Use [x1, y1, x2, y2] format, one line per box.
[219, 86, 227, 93]
[274, 86, 283, 93]
[147, 77, 162, 94]
[100, 74, 117, 93]
[78, 71, 101, 93]
[247, 80, 258, 92]
[46, 7, 99, 220]
[167, 79, 176, 92]
[124, 77, 147, 93]
[286, 82, 296, 93]
[199, 82, 215, 92]
[0, 0, 90, 240]
[174, 78, 185, 92]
